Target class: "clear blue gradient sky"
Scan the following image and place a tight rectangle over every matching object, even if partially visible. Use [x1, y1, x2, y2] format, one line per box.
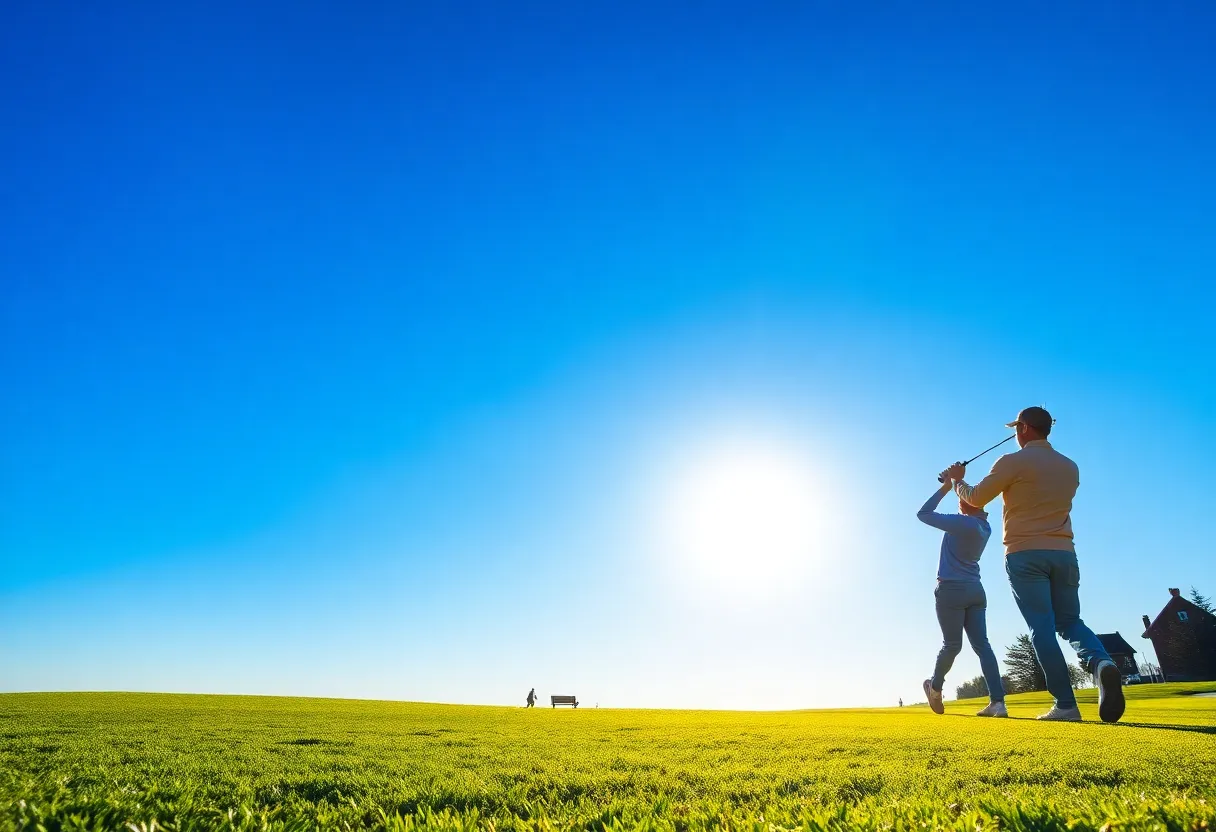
[2, 2, 1214, 708]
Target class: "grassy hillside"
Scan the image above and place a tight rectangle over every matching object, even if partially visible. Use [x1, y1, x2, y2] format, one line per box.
[2, 683, 1214, 831]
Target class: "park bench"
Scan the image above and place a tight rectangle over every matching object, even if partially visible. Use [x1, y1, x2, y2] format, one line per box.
[550, 695, 578, 708]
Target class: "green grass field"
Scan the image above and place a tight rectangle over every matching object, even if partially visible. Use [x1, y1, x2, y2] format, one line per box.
[3, 684, 1214, 831]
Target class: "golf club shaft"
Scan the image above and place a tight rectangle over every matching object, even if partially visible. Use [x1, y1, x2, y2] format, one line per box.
[937, 435, 1015, 483]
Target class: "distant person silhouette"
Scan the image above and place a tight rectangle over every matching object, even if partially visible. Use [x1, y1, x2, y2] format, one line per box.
[526, 688, 537, 708]
[899, 698, 903, 708]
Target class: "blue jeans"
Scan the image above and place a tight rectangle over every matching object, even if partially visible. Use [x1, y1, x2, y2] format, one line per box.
[1005, 549, 1111, 709]
[932, 580, 1005, 702]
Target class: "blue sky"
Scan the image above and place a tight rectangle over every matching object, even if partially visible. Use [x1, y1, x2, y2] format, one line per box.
[2, 2, 1214, 708]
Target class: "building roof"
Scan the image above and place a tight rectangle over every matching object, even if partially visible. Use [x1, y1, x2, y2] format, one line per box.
[1096, 632, 1137, 656]
[1143, 593, 1216, 637]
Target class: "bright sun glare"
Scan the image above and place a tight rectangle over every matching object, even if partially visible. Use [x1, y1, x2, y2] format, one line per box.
[661, 438, 823, 596]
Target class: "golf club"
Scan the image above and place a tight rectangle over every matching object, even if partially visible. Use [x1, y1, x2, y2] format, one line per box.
[937, 435, 1015, 482]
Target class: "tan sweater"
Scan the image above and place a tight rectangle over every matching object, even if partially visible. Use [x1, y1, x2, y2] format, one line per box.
[954, 440, 1078, 555]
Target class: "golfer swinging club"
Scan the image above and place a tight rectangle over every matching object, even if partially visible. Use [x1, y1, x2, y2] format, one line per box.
[941, 407, 1125, 723]
[917, 478, 1007, 717]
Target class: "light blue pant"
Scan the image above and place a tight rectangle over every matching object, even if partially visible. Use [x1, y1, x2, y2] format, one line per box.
[1005, 548, 1111, 709]
[931, 580, 1005, 701]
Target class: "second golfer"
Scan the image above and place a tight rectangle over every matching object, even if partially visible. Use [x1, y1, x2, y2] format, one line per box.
[917, 478, 1007, 717]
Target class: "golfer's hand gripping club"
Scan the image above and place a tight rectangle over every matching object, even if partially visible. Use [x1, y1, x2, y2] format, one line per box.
[937, 463, 964, 485]
[936, 434, 1016, 483]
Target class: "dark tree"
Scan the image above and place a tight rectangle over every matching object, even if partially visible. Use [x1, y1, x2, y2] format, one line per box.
[1190, 586, 1215, 614]
[957, 675, 1017, 699]
[1004, 634, 1048, 693]
[955, 676, 988, 700]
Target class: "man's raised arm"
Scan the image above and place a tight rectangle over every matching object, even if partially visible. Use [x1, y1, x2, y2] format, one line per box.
[951, 454, 1017, 508]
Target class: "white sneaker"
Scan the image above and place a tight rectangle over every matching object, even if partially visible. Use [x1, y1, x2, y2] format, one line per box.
[1093, 659, 1126, 723]
[1036, 705, 1083, 722]
[976, 701, 1008, 718]
[923, 679, 944, 714]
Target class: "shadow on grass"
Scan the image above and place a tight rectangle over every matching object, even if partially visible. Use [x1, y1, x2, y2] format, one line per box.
[1108, 722, 1216, 735]
[942, 713, 1216, 733]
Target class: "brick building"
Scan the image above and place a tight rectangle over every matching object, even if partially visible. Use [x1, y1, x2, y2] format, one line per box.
[1141, 588, 1216, 682]
[1094, 632, 1139, 682]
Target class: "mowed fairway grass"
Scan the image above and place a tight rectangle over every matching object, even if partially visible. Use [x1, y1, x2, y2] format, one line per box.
[2, 684, 1214, 831]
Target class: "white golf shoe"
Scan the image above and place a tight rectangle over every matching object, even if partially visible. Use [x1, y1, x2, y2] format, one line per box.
[923, 679, 944, 714]
[975, 701, 1008, 718]
[1036, 705, 1083, 722]
[1093, 660, 1126, 723]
